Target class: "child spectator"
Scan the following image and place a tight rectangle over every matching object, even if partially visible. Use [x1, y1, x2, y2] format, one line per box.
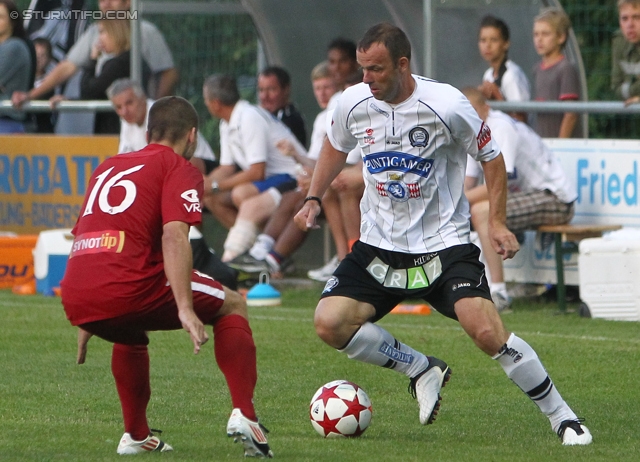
[612, 0, 640, 105]
[477, 15, 530, 122]
[532, 7, 580, 138]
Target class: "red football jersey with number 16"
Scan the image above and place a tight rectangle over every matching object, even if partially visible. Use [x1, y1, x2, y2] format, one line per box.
[61, 144, 204, 326]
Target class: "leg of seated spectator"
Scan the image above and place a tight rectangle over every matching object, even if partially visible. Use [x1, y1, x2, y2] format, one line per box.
[202, 191, 237, 229]
[272, 221, 308, 261]
[339, 181, 364, 251]
[222, 191, 278, 261]
[266, 222, 309, 279]
[505, 190, 575, 231]
[231, 183, 260, 209]
[261, 190, 305, 240]
[247, 190, 305, 261]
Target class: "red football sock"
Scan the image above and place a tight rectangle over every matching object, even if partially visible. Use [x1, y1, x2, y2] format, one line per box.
[111, 344, 151, 441]
[213, 314, 258, 421]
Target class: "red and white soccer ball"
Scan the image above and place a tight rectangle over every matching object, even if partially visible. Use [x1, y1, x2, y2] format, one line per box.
[309, 380, 373, 438]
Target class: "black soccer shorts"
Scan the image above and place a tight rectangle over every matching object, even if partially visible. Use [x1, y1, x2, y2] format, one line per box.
[319, 241, 492, 321]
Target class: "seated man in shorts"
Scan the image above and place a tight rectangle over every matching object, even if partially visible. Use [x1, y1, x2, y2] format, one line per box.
[201, 74, 304, 243]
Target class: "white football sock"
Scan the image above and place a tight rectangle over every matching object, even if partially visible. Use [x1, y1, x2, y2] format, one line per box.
[222, 219, 258, 262]
[249, 234, 275, 260]
[339, 322, 429, 378]
[494, 333, 577, 432]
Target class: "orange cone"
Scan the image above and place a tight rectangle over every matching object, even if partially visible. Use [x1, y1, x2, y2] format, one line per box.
[390, 303, 432, 315]
[12, 279, 36, 295]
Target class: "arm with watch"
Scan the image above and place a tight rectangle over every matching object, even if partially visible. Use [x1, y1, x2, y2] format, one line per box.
[206, 163, 266, 193]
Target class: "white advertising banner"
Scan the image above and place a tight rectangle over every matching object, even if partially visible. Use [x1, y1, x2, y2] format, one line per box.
[504, 138, 640, 284]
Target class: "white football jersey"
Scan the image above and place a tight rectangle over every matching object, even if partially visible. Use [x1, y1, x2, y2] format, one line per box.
[327, 76, 501, 253]
[219, 100, 300, 177]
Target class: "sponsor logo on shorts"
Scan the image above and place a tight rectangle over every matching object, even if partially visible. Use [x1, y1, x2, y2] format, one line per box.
[366, 256, 442, 290]
[452, 282, 471, 291]
[322, 276, 339, 293]
[70, 230, 125, 257]
[413, 253, 438, 266]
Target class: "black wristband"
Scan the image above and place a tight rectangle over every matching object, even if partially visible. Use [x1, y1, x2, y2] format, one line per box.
[304, 196, 322, 208]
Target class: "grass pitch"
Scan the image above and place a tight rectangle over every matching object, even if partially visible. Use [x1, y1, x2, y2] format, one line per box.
[1, 287, 639, 461]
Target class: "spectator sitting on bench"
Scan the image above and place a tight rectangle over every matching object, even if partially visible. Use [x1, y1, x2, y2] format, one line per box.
[463, 87, 577, 312]
[223, 61, 337, 275]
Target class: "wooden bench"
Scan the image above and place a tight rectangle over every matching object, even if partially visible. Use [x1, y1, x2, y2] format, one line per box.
[537, 224, 622, 312]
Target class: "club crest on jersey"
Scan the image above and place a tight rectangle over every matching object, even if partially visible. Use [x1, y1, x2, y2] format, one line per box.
[409, 127, 429, 147]
[477, 122, 492, 149]
[364, 127, 375, 145]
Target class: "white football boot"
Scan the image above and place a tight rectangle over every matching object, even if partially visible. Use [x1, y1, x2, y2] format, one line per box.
[116, 431, 173, 455]
[226, 408, 273, 458]
[408, 356, 452, 425]
[557, 419, 593, 445]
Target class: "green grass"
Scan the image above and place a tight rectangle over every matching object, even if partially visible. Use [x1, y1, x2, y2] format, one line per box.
[1, 288, 639, 461]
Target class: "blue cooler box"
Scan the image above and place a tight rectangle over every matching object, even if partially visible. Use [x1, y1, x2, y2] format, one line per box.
[33, 229, 74, 296]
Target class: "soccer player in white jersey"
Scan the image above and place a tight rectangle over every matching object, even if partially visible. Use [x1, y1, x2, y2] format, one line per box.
[463, 87, 577, 311]
[294, 22, 591, 445]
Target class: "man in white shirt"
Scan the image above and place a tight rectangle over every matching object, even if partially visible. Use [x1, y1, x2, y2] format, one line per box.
[107, 78, 216, 174]
[463, 87, 577, 311]
[295, 22, 591, 446]
[202, 74, 302, 230]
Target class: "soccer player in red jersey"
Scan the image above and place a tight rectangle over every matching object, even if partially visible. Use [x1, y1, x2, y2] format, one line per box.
[60, 96, 273, 458]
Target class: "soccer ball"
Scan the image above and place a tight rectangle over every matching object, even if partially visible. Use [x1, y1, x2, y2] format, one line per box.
[309, 380, 373, 438]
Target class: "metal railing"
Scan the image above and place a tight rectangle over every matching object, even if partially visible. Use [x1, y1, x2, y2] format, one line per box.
[488, 101, 640, 114]
[3, 100, 640, 114]
[0, 100, 114, 113]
